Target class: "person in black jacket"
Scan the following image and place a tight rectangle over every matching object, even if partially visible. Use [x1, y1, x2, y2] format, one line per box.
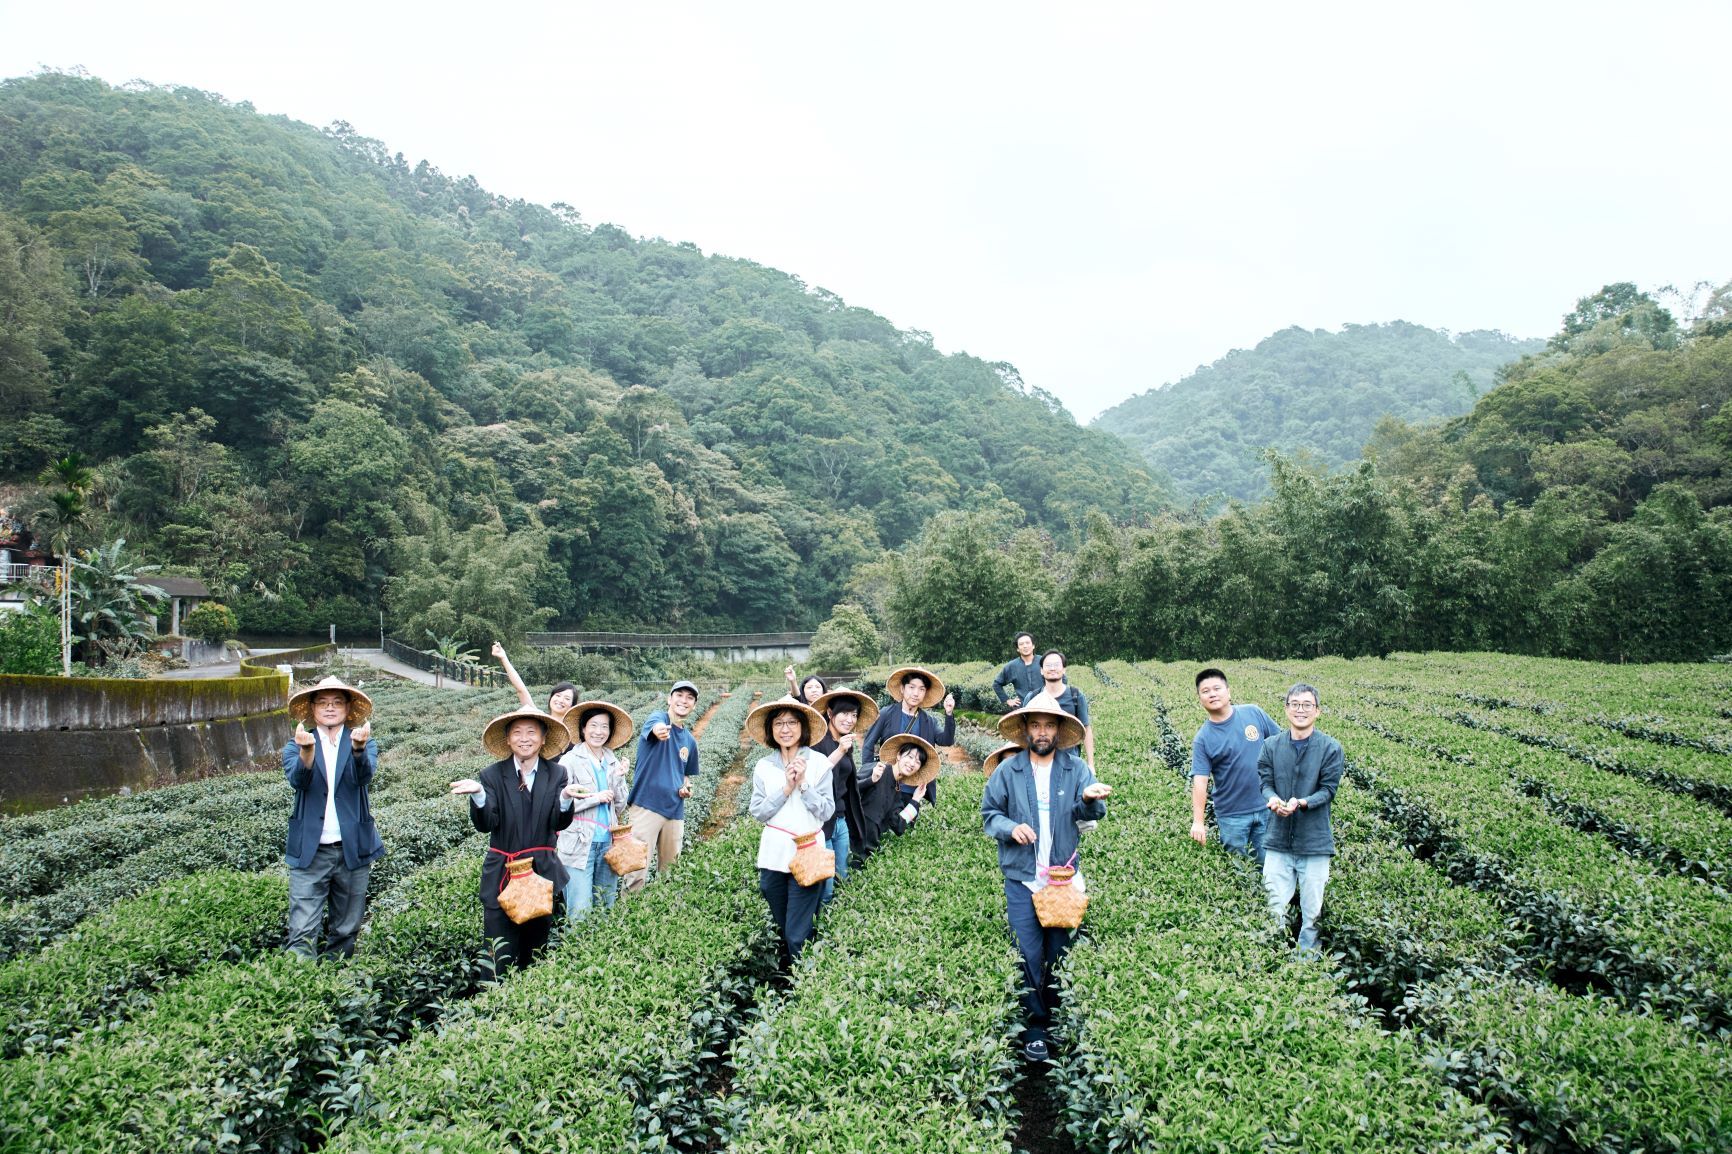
[1256, 683, 1343, 957]
[450, 707, 578, 971]
[811, 688, 878, 889]
[859, 666, 955, 808]
[282, 676, 384, 959]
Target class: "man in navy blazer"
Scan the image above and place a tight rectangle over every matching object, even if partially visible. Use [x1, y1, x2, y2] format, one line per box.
[282, 676, 385, 959]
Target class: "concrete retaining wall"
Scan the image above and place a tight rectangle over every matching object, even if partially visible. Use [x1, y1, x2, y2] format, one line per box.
[0, 661, 303, 815]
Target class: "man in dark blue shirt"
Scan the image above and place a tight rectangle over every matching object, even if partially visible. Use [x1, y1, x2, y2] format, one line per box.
[1188, 667, 1279, 863]
[992, 632, 1043, 710]
[860, 666, 955, 807]
[624, 679, 701, 892]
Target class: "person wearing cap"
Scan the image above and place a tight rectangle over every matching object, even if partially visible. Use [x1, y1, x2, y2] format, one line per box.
[992, 632, 1043, 711]
[810, 688, 877, 897]
[282, 676, 384, 960]
[860, 666, 955, 808]
[555, 700, 633, 921]
[450, 708, 578, 970]
[1258, 683, 1342, 957]
[622, 679, 702, 893]
[1037, 650, 1095, 769]
[746, 698, 834, 964]
[981, 693, 1112, 1064]
[492, 641, 578, 720]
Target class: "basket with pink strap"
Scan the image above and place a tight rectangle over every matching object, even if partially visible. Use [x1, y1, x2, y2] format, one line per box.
[1031, 851, 1087, 929]
[768, 823, 835, 886]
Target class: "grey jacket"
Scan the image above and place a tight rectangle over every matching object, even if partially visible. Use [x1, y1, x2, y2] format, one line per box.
[1257, 730, 1343, 856]
[981, 748, 1107, 882]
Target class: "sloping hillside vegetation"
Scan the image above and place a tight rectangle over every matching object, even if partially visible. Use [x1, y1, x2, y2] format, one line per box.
[0, 72, 1166, 641]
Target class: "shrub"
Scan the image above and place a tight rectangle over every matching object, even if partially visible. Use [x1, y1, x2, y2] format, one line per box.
[181, 600, 238, 643]
[0, 601, 59, 675]
[808, 602, 881, 670]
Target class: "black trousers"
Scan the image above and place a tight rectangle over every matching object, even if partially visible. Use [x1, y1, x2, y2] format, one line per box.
[759, 868, 823, 961]
[483, 906, 553, 972]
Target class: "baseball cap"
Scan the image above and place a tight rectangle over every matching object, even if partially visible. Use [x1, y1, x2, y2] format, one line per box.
[670, 679, 699, 696]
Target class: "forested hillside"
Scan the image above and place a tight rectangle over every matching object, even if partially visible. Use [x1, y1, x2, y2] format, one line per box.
[0, 72, 1166, 641]
[1094, 322, 1543, 503]
[870, 283, 1732, 664]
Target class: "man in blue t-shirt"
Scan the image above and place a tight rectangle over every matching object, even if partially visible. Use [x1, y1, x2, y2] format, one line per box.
[1188, 667, 1280, 864]
[624, 679, 701, 892]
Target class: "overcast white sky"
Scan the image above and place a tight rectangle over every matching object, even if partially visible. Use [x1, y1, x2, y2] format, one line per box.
[3, 1, 1727, 420]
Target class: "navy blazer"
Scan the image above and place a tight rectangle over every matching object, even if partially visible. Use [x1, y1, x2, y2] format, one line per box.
[282, 729, 385, 871]
[981, 748, 1107, 882]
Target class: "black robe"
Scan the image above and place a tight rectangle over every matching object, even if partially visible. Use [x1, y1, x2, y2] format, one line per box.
[471, 756, 575, 909]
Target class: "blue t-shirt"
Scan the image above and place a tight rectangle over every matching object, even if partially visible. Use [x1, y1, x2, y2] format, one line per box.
[627, 710, 700, 820]
[1191, 703, 1279, 817]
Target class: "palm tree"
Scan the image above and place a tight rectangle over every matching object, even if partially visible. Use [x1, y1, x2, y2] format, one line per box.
[70, 539, 167, 666]
[34, 454, 94, 676]
[424, 630, 479, 688]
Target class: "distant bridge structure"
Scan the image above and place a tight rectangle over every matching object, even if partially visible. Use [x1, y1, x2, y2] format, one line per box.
[526, 631, 814, 663]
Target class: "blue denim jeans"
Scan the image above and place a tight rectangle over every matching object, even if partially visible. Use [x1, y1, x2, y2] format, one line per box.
[821, 822, 851, 904]
[1263, 850, 1331, 954]
[563, 839, 618, 922]
[1215, 809, 1269, 865]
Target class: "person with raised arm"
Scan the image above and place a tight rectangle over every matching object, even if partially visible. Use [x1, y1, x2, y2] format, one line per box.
[554, 699, 633, 921]
[282, 676, 384, 959]
[492, 640, 578, 721]
[746, 698, 834, 965]
[859, 665, 955, 809]
[982, 693, 1111, 1063]
[449, 706, 576, 970]
[784, 664, 828, 706]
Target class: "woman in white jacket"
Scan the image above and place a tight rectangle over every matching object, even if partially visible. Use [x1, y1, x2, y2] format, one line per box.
[555, 701, 633, 920]
[746, 696, 834, 965]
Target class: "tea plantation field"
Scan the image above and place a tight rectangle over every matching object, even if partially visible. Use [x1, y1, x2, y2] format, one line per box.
[1, 654, 1728, 1152]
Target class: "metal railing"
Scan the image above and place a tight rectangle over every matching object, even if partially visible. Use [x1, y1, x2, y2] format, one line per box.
[382, 637, 505, 688]
[526, 631, 815, 650]
[0, 563, 53, 585]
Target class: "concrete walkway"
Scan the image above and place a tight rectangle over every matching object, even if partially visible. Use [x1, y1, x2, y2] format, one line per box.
[157, 647, 462, 688]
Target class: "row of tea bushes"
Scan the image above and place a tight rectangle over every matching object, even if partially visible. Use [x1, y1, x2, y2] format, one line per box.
[1052, 667, 1509, 1153]
[723, 772, 1021, 1152]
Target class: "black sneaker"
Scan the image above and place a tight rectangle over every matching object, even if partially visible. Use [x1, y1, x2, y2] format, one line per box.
[1022, 1037, 1050, 1063]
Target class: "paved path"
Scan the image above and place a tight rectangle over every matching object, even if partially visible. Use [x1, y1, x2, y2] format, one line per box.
[158, 647, 458, 688]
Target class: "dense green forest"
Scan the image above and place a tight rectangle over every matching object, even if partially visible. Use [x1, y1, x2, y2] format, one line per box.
[0, 72, 1167, 642]
[866, 283, 1732, 664]
[1094, 322, 1544, 503]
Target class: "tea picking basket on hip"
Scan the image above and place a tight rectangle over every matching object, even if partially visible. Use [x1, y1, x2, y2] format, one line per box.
[1032, 865, 1088, 929]
[788, 830, 835, 887]
[603, 824, 649, 875]
[495, 850, 554, 924]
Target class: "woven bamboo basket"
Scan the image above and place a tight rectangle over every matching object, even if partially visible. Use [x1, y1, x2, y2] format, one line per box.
[498, 857, 554, 923]
[603, 825, 649, 876]
[1032, 865, 1088, 929]
[789, 830, 836, 887]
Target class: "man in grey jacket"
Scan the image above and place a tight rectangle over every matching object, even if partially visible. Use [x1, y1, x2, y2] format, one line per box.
[1256, 682, 1343, 956]
[982, 693, 1112, 1062]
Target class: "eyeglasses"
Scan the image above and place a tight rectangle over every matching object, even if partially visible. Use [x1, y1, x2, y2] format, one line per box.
[1285, 701, 1318, 712]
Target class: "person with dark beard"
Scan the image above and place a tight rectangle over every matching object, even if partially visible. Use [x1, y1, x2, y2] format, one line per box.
[981, 693, 1112, 1063]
